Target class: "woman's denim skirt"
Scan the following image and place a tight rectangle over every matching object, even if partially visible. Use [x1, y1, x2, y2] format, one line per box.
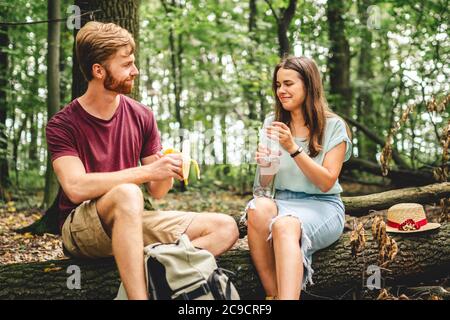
[243, 189, 345, 289]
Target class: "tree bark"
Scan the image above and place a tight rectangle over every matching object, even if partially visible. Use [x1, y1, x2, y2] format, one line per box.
[327, 0, 352, 116]
[1, 223, 448, 299]
[71, 0, 141, 100]
[43, 0, 61, 210]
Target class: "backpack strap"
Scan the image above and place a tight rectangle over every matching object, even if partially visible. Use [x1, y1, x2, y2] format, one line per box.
[225, 277, 233, 300]
[173, 283, 210, 300]
[208, 270, 226, 300]
[208, 268, 237, 300]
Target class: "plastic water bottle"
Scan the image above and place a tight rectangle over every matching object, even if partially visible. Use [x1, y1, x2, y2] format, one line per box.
[253, 128, 280, 198]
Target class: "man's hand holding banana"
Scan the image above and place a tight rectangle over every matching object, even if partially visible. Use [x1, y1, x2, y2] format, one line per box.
[162, 148, 201, 185]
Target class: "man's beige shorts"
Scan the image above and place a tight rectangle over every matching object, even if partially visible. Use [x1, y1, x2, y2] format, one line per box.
[61, 200, 198, 258]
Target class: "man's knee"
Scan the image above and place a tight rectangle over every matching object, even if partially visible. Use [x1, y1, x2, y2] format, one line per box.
[109, 183, 144, 215]
[201, 214, 238, 245]
[185, 213, 238, 246]
[217, 214, 239, 243]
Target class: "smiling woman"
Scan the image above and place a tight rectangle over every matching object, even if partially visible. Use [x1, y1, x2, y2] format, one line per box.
[245, 56, 353, 300]
[272, 56, 351, 157]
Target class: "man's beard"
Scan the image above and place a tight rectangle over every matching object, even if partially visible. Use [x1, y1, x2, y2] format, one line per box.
[103, 68, 135, 94]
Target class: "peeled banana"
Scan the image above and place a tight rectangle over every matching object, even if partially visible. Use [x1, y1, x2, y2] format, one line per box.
[163, 147, 201, 185]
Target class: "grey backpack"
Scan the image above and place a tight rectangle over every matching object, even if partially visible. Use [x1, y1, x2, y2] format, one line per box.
[115, 234, 240, 300]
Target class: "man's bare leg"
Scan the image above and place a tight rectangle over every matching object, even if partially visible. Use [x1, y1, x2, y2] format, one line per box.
[96, 183, 148, 300]
[184, 213, 239, 257]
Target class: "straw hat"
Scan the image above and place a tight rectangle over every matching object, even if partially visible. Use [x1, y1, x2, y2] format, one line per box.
[386, 203, 441, 233]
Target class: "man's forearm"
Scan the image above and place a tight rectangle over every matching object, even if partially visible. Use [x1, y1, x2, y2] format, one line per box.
[67, 166, 152, 204]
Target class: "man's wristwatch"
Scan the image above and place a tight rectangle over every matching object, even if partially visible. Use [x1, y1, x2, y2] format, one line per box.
[290, 146, 303, 158]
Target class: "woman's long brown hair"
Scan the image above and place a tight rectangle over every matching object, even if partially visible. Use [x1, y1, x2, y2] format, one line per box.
[272, 56, 350, 157]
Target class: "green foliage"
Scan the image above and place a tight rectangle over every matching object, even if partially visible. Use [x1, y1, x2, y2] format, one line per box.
[185, 164, 255, 195]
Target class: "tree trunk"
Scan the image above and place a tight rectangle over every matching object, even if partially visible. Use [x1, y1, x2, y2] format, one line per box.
[12, 113, 29, 187]
[0, 17, 10, 199]
[1, 223, 448, 299]
[258, 89, 266, 123]
[245, 0, 257, 120]
[327, 0, 352, 116]
[162, 0, 186, 191]
[27, 53, 40, 170]
[221, 114, 227, 165]
[43, 0, 61, 210]
[168, 26, 183, 130]
[162, 0, 183, 131]
[71, 0, 141, 100]
[268, 0, 297, 57]
[28, 112, 38, 169]
[356, 0, 376, 161]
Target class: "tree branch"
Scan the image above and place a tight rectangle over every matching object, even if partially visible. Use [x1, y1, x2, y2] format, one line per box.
[264, 0, 280, 23]
[281, 0, 297, 26]
[340, 114, 410, 169]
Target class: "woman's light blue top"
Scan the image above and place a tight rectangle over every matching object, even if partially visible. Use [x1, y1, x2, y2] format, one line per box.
[262, 114, 352, 194]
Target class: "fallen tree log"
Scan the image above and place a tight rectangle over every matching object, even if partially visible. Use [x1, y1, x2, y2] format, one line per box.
[343, 157, 438, 187]
[1, 223, 448, 299]
[341, 182, 450, 216]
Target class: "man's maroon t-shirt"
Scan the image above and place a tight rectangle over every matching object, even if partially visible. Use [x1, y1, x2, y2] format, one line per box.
[46, 94, 162, 231]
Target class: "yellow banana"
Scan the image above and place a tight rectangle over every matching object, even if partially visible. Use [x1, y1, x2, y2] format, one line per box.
[162, 148, 201, 185]
[162, 148, 176, 155]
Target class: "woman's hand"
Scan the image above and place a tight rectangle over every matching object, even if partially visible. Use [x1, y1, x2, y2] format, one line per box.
[266, 121, 298, 154]
[255, 144, 281, 167]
